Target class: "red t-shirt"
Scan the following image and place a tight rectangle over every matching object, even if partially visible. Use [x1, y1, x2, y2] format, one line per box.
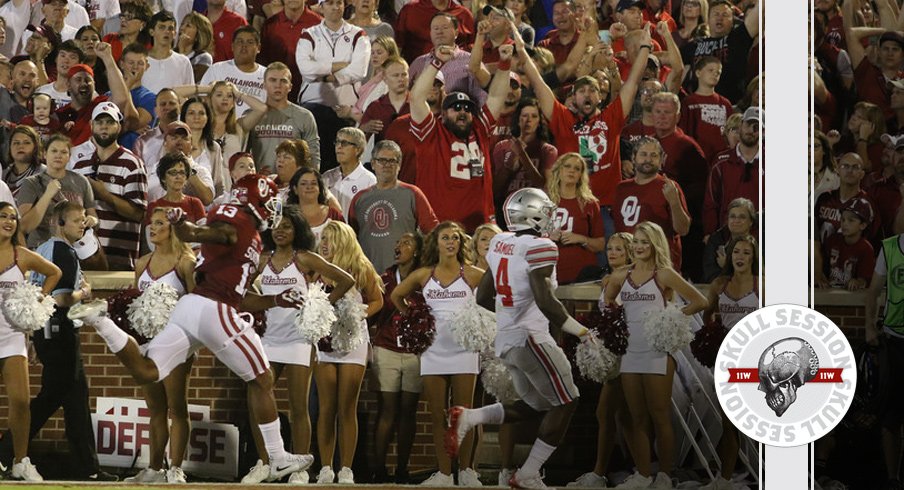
[822, 233, 875, 288]
[193, 203, 263, 308]
[361, 94, 410, 141]
[704, 146, 761, 235]
[395, 0, 475, 62]
[537, 29, 578, 65]
[612, 174, 689, 269]
[815, 188, 878, 243]
[551, 197, 603, 284]
[56, 96, 110, 146]
[867, 176, 901, 240]
[410, 106, 496, 232]
[259, 9, 323, 102]
[385, 113, 419, 184]
[678, 92, 733, 161]
[854, 58, 903, 121]
[548, 100, 625, 206]
[146, 197, 206, 225]
[657, 128, 708, 215]
[211, 9, 249, 62]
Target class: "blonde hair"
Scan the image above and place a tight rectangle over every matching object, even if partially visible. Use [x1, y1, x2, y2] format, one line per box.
[180, 12, 214, 55]
[321, 221, 382, 293]
[372, 36, 400, 59]
[634, 221, 671, 269]
[547, 153, 598, 209]
[470, 223, 503, 261]
[150, 207, 194, 258]
[607, 231, 634, 267]
[423, 221, 473, 267]
[210, 81, 237, 134]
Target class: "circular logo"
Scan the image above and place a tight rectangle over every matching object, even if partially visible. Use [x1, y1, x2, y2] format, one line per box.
[714, 304, 856, 447]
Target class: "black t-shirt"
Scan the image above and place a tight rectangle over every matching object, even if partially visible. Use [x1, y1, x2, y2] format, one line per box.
[681, 24, 755, 103]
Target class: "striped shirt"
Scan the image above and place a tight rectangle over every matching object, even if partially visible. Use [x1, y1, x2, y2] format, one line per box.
[70, 146, 147, 270]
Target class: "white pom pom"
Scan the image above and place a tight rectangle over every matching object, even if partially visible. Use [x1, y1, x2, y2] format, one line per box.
[451, 295, 496, 352]
[643, 302, 694, 353]
[1, 283, 55, 333]
[127, 282, 179, 338]
[295, 283, 336, 344]
[480, 354, 519, 403]
[330, 289, 368, 354]
[575, 333, 620, 383]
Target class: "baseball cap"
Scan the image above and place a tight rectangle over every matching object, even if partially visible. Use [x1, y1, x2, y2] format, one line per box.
[881, 133, 904, 149]
[880, 30, 904, 50]
[91, 101, 122, 122]
[843, 197, 874, 225]
[742, 106, 763, 127]
[482, 4, 514, 20]
[616, 0, 644, 12]
[228, 151, 254, 172]
[68, 63, 94, 79]
[434, 70, 445, 84]
[164, 121, 191, 137]
[509, 71, 522, 87]
[27, 24, 60, 50]
[73, 228, 100, 260]
[442, 92, 477, 112]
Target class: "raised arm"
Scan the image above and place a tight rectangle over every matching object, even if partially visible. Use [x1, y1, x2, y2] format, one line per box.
[744, 0, 760, 37]
[410, 46, 453, 124]
[512, 22, 555, 119]
[97, 42, 139, 132]
[469, 20, 493, 88]
[298, 250, 355, 304]
[389, 267, 429, 314]
[559, 15, 596, 81]
[485, 44, 514, 119]
[656, 21, 685, 93]
[620, 27, 652, 115]
[843, 0, 871, 68]
[170, 214, 237, 245]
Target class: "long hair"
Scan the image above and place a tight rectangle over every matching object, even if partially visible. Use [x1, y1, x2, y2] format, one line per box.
[679, 0, 709, 35]
[262, 205, 316, 252]
[371, 35, 400, 60]
[608, 231, 635, 267]
[287, 167, 326, 205]
[321, 220, 382, 293]
[509, 97, 550, 142]
[149, 207, 193, 258]
[180, 97, 215, 151]
[422, 221, 473, 267]
[546, 152, 597, 209]
[720, 234, 758, 277]
[400, 231, 425, 271]
[469, 223, 502, 263]
[210, 81, 238, 134]
[0, 202, 20, 246]
[813, 130, 836, 173]
[634, 221, 671, 270]
[7, 125, 42, 166]
[179, 12, 214, 55]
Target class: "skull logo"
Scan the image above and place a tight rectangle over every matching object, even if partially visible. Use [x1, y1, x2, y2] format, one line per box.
[757, 338, 819, 417]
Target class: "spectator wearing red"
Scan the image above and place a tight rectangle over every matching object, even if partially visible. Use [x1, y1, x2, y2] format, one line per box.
[816, 152, 877, 247]
[817, 197, 876, 290]
[843, 0, 904, 121]
[383, 71, 444, 184]
[259, 0, 322, 103]
[101, 1, 152, 62]
[145, 151, 206, 228]
[361, 58, 410, 142]
[622, 77, 660, 142]
[816, 0, 845, 50]
[536, 0, 577, 65]
[679, 56, 733, 161]
[643, 0, 677, 46]
[409, 13, 486, 105]
[395, 0, 474, 63]
[206, 0, 247, 62]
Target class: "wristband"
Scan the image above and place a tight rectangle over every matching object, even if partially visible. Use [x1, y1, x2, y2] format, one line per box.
[430, 56, 444, 70]
[561, 316, 589, 337]
[498, 59, 512, 71]
[640, 44, 653, 51]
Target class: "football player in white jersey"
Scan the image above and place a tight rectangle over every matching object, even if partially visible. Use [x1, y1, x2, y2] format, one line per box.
[445, 188, 593, 489]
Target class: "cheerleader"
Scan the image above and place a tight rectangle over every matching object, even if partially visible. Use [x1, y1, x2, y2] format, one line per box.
[700, 235, 759, 490]
[315, 221, 383, 484]
[241, 207, 355, 484]
[0, 202, 61, 481]
[603, 222, 707, 489]
[390, 221, 484, 487]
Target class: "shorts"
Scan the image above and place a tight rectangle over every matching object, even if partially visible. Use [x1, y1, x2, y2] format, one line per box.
[145, 294, 270, 382]
[501, 335, 579, 411]
[372, 346, 422, 393]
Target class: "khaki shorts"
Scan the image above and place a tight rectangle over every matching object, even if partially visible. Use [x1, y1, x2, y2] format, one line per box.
[372, 346, 423, 393]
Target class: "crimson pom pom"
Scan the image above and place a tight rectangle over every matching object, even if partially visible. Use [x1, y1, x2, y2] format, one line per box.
[578, 305, 629, 355]
[318, 336, 334, 353]
[691, 319, 728, 368]
[251, 310, 267, 337]
[106, 288, 148, 344]
[393, 294, 436, 355]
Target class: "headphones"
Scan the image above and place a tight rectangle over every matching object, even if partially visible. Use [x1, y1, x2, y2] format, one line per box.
[28, 93, 56, 114]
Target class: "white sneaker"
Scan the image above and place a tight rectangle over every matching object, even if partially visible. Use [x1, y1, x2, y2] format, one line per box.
[67, 299, 108, 323]
[699, 475, 736, 490]
[613, 471, 653, 489]
[510, 470, 547, 489]
[567, 471, 609, 488]
[289, 470, 310, 484]
[337, 467, 354, 484]
[445, 406, 475, 458]
[166, 466, 187, 483]
[11, 457, 43, 482]
[422, 471, 455, 486]
[650, 472, 672, 489]
[241, 459, 271, 484]
[124, 467, 166, 483]
[498, 468, 515, 487]
[317, 466, 336, 483]
[271, 453, 314, 482]
[459, 467, 483, 487]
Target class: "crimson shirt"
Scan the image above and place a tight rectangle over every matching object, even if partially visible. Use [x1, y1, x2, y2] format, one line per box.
[657, 127, 708, 216]
[361, 94, 410, 141]
[395, 0, 475, 62]
[703, 146, 761, 235]
[259, 8, 323, 102]
[56, 96, 111, 146]
[854, 58, 903, 121]
[678, 92, 733, 161]
[815, 189, 877, 242]
[194, 204, 263, 308]
[385, 113, 419, 184]
[822, 233, 875, 288]
[211, 9, 249, 62]
[537, 29, 577, 65]
[551, 197, 603, 284]
[613, 174, 689, 269]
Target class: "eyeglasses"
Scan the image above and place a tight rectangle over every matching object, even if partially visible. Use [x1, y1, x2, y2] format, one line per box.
[448, 102, 472, 112]
[166, 169, 187, 176]
[372, 157, 399, 166]
[335, 139, 357, 147]
[120, 14, 136, 21]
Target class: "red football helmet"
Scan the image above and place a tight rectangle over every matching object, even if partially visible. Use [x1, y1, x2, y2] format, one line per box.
[231, 174, 283, 231]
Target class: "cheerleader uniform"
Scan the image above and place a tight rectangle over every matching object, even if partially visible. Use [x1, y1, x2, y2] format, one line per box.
[0, 255, 27, 359]
[719, 279, 759, 329]
[259, 254, 313, 365]
[136, 254, 189, 355]
[317, 285, 370, 367]
[620, 269, 669, 375]
[420, 267, 479, 375]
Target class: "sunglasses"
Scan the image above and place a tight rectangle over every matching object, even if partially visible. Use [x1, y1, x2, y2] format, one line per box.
[448, 102, 472, 112]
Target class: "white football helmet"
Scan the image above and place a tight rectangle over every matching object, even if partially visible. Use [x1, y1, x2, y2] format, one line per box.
[504, 188, 556, 233]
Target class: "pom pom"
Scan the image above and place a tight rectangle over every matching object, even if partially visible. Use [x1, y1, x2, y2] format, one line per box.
[393, 294, 436, 355]
[329, 289, 368, 354]
[106, 288, 147, 342]
[295, 283, 337, 344]
[127, 282, 180, 338]
[1, 283, 56, 333]
[451, 295, 496, 352]
[575, 333, 620, 382]
[577, 304, 629, 355]
[690, 318, 728, 368]
[480, 353, 518, 403]
[643, 303, 694, 353]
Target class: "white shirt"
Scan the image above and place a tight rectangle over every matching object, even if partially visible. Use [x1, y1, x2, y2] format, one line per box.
[296, 20, 371, 106]
[143, 52, 194, 95]
[29, 0, 89, 32]
[322, 163, 376, 218]
[199, 60, 266, 117]
[72, 0, 120, 21]
[0, 0, 31, 58]
[36, 82, 71, 108]
[160, 0, 192, 30]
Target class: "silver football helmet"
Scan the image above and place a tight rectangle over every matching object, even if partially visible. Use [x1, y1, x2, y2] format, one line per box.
[504, 188, 556, 233]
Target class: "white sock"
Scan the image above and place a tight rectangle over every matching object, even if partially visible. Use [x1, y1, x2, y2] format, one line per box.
[520, 439, 555, 476]
[472, 402, 505, 425]
[93, 316, 129, 353]
[259, 418, 286, 462]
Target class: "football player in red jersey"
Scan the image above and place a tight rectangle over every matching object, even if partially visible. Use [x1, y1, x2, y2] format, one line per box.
[72, 174, 314, 482]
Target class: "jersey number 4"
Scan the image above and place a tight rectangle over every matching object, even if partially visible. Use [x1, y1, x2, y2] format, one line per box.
[496, 258, 514, 307]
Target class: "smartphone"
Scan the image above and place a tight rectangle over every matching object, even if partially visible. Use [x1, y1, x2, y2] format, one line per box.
[599, 30, 612, 44]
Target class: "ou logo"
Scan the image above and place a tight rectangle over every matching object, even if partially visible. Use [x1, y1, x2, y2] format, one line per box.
[373, 207, 390, 230]
[621, 196, 641, 227]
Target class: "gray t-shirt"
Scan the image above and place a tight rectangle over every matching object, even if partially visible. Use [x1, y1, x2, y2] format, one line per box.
[17, 170, 96, 249]
[247, 103, 321, 174]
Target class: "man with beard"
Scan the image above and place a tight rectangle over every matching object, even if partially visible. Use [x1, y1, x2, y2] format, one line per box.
[519, 16, 650, 239]
[69, 102, 147, 270]
[383, 70, 445, 184]
[704, 106, 762, 240]
[489, 72, 523, 149]
[0, 60, 39, 162]
[409, 43, 513, 232]
[612, 136, 690, 269]
[56, 41, 138, 145]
